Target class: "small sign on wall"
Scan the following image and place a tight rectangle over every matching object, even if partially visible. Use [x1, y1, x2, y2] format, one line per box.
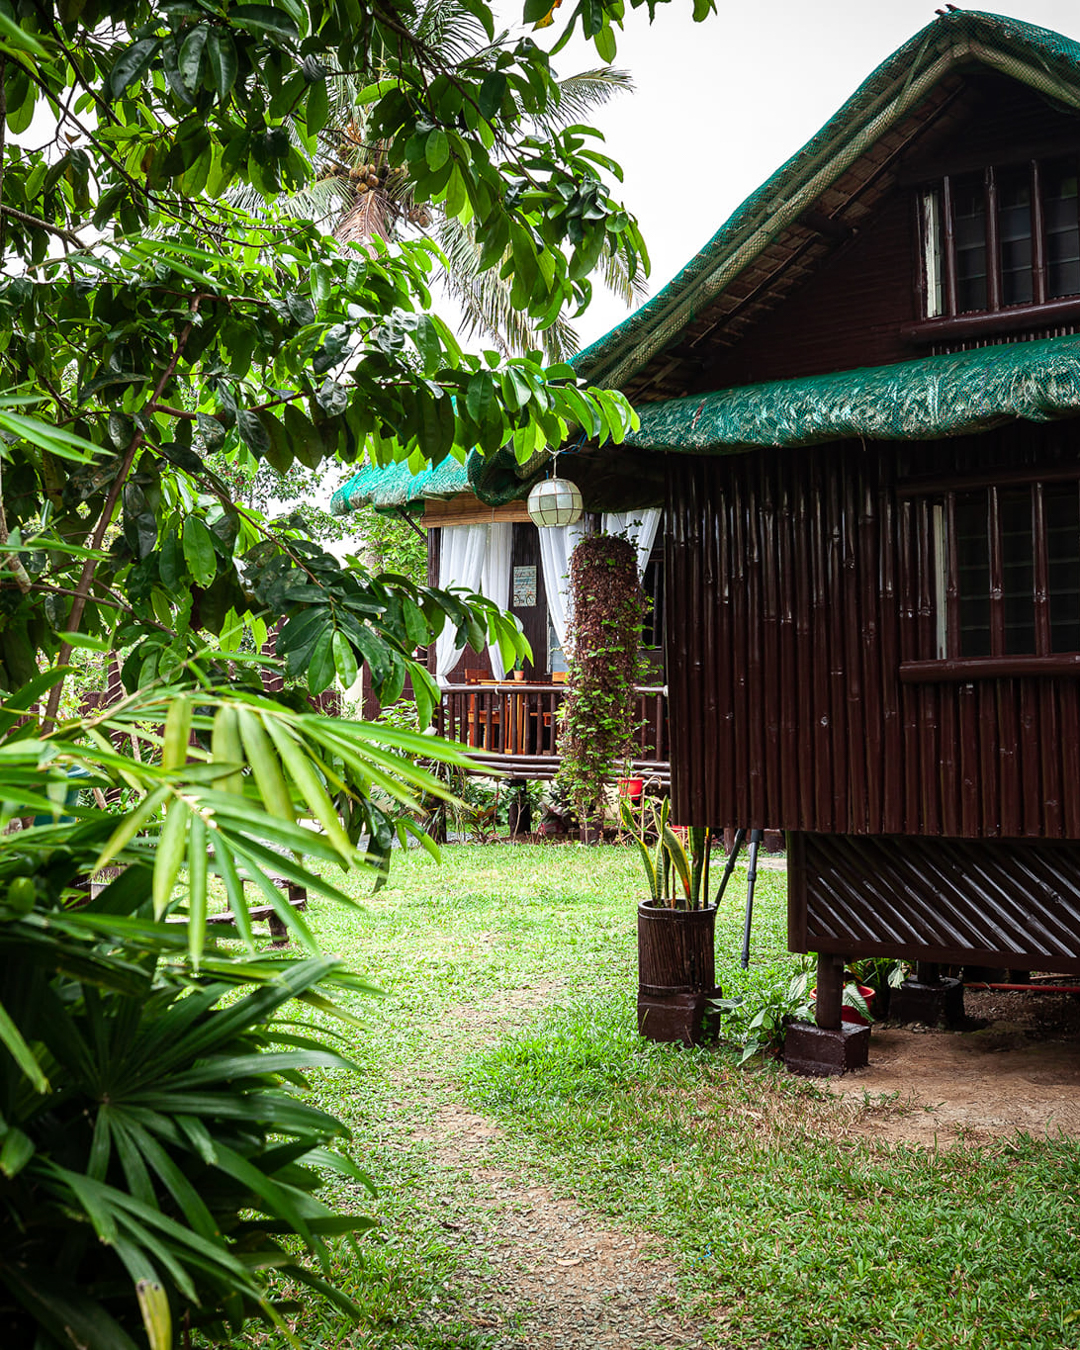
[513, 565, 537, 607]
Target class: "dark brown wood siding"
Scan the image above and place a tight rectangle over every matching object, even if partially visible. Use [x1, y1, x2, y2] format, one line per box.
[691, 76, 1080, 393]
[788, 831, 1080, 974]
[698, 193, 919, 389]
[510, 522, 548, 679]
[665, 424, 1080, 840]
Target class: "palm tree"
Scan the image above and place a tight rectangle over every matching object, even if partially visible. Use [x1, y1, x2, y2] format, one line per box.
[282, 0, 646, 360]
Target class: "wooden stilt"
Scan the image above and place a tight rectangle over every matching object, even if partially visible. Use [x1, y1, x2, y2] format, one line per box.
[815, 952, 845, 1030]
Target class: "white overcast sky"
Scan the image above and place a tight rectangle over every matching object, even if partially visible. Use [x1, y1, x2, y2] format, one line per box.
[521, 0, 1080, 348]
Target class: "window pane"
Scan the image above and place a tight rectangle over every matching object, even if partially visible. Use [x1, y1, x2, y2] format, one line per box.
[955, 494, 991, 657]
[1047, 483, 1080, 653]
[1044, 159, 1080, 299]
[922, 190, 944, 318]
[997, 169, 1033, 306]
[1000, 490, 1035, 654]
[642, 551, 665, 649]
[953, 175, 988, 313]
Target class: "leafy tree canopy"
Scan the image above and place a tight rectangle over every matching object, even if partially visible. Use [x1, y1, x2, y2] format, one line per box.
[0, 0, 712, 715]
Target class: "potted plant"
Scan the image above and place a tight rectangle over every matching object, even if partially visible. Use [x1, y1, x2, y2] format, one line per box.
[621, 795, 720, 1045]
[843, 956, 908, 1020]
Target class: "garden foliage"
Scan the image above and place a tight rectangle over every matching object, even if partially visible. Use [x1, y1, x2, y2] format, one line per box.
[0, 0, 715, 1340]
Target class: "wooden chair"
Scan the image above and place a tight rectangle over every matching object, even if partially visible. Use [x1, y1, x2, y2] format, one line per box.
[463, 673, 501, 749]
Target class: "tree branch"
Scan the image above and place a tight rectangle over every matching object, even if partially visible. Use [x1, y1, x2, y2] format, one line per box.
[0, 204, 85, 248]
[44, 297, 205, 724]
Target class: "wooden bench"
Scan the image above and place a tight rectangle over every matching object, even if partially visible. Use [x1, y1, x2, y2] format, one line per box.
[204, 878, 308, 947]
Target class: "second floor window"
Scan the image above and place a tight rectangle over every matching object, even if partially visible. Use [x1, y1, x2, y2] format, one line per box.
[921, 159, 1080, 319]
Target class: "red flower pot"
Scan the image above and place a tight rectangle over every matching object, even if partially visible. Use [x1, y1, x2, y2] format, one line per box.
[810, 983, 876, 1026]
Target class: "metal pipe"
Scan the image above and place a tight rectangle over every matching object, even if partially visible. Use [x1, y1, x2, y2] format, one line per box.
[740, 828, 764, 970]
[964, 982, 1080, 993]
[713, 827, 746, 908]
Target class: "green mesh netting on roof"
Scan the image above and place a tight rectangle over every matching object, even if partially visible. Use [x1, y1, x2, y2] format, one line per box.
[625, 336, 1080, 454]
[331, 447, 548, 515]
[330, 457, 470, 515]
[574, 10, 1080, 390]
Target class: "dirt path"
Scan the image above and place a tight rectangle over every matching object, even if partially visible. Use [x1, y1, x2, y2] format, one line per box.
[412, 1104, 706, 1350]
[394, 981, 1080, 1346]
[396, 984, 708, 1350]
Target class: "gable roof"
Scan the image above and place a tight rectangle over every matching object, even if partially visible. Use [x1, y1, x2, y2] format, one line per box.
[574, 10, 1080, 402]
[337, 11, 1080, 517]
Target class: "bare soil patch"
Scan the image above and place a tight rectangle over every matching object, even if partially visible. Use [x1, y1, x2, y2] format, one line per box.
[828, 987, 1080, 1146]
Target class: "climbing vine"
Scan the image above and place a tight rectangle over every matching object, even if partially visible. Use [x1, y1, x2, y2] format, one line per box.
[556, 533, 647, 834]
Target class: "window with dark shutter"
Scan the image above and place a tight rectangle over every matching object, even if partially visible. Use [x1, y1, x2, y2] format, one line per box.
[921, 160, 1080, 321]
[899, 473, 1080, 680]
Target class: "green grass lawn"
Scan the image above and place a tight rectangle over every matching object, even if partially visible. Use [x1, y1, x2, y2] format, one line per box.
[220, 843, 1080, 1350]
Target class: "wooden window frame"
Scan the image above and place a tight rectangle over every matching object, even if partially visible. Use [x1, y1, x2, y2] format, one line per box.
[907, 158, 1080, 343]
[899, 466, 1080, 682]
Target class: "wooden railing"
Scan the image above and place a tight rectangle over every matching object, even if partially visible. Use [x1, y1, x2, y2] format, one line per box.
[434, 682, 669, 779]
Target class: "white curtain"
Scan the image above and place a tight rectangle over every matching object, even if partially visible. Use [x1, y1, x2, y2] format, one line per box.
[434, 522, 514, 682]
[435, 524, 487, 682]
[481, 522, 513, 679]
[538, 520, 588, 657]
[602, 508, 662, 577]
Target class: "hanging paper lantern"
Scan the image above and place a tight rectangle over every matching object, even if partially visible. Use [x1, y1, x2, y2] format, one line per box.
[527, 477, 584, 527]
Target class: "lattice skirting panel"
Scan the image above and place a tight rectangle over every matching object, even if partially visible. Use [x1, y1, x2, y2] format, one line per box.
[788, 832, 1080, 973]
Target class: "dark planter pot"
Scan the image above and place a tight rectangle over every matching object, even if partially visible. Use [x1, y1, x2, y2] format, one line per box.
[636, 900, 721, 1046]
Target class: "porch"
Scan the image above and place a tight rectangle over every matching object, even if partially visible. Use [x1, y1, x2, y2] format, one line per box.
[435, 680, 670, 785]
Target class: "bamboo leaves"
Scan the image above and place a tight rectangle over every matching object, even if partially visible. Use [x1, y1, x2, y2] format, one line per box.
[34, 687, 476, 960]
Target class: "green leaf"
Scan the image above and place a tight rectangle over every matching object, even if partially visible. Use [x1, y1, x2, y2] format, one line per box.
[305, 76, 328, 139]
[230, 5, 300, 41]
[110, 39, 160, 99]
[236, 710, 294, 822]
[307, 629, 335, 695]
[0, 409, 99, 463]
[58, 629, 111, 652]
[162, 699, 193, 771]
[332, 630, 358, 690]
[444, 164, 467, 219]
[0, 10, 47, 56]
[425, 128, 449, 172]
[0, 1001, 48, 1092]
[0, 1127, 35, 1179]
[237, 407, 270, 458]
[594, 23, 616, 63]
[177, 25, 208, 95]
[205, 30, 238, 99]
[135, 1279, 172, 1350]
[182, 516, 217, 587]
[152, 797, 188, 919]
[478, 71, 507, 120]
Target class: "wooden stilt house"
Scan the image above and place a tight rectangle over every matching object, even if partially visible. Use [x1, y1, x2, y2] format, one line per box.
[565, 9, 1080, 1062]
